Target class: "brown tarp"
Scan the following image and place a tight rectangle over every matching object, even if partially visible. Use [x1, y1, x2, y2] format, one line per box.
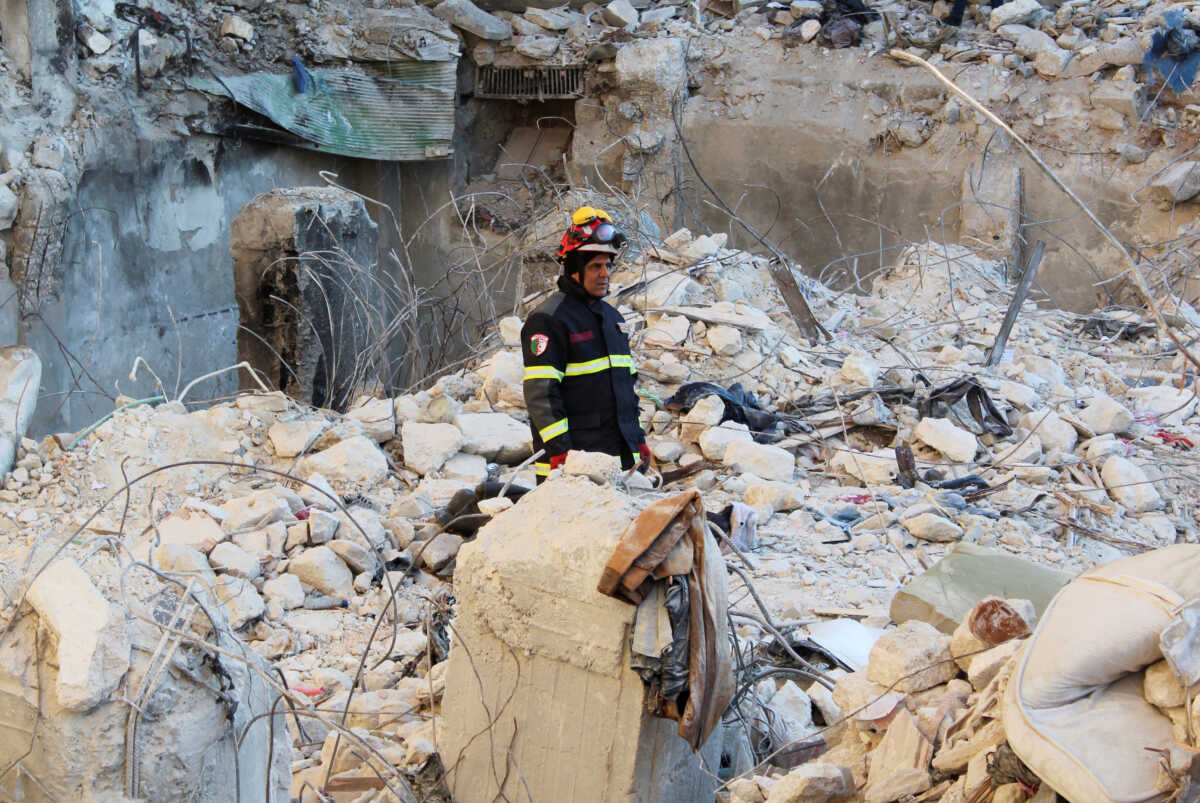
[598, 491, 734, 751]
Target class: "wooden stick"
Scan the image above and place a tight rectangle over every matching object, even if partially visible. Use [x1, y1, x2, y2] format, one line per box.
[986, 240, 1045, 367]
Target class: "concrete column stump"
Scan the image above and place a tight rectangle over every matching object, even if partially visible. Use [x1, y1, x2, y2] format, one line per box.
[441, 475, 724, 802]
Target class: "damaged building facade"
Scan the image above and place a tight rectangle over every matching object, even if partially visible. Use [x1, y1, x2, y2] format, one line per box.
[2, 0, 1200, 799]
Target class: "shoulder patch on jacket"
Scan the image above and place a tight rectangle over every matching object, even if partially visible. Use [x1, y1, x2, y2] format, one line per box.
[529, 333, 549, 356]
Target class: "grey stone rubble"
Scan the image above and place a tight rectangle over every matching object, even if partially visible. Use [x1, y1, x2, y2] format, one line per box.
[0, 219, 1195, 798]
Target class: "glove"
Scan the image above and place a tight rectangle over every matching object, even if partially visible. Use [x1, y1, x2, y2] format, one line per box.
[638, 443, 652, 474]
[548, 452, 568, 470]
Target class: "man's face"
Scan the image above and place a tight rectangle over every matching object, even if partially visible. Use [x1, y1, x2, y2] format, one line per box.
[579, 253, 612, 298]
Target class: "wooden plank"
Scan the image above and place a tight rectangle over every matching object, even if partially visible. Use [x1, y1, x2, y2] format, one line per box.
[985, 240, 1046, 368]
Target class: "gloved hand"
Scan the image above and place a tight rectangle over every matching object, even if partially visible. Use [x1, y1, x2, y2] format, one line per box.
[638, 443, 652, 474]
[548, 452, 568, 470]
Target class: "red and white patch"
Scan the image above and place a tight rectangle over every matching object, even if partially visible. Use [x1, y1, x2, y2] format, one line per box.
[529, 333, 549, 356]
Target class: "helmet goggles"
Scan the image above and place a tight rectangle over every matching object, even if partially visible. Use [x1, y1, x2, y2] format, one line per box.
[558, 207, 627, 261]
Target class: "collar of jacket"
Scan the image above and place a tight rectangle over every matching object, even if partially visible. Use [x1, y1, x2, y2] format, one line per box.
[557, 273, 605, 306]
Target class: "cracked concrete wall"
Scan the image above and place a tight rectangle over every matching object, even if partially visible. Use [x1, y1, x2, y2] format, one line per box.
[23, 136, 453, 435]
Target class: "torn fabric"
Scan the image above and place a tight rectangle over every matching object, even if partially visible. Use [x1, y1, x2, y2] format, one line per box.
[598, 491, 734, 750]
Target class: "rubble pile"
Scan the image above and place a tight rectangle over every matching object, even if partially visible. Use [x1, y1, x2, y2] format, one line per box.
[0, 222, 1196, 798]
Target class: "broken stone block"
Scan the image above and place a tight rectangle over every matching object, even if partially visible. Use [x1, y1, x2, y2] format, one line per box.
[901, 507, 963, 542]
[0, 183, 16, 230]
[644, 313, 690, 346]
[837, 352, 881, 388]
[455, 412, 531, 463]
[604, 0, 639, 27]
[699, 421, 753, 460]
[707, 324, 743, 356]
[213, 574, 266, 629]
[790, 0, 822, 15]
[1149, 161, 1200, 205]
[1145, 660, 1186, 708]
[730, 777, 766, 803]
[26, 559, 131, 711]
[346, 397, 396, 442]
[300, 435, 388, 485]
[863, 708, 933, 803]
[263, 573, 305, 609]
[221, 489, 294, 533]
[867, 621, 958, 693]
[994, 431, 1042, 464]
[514, 35, 560, 59]
[158, 511, 226, 553]
[208, 541, 261, 580]
[1033, 44, 1072, 77]
[724, 440, 794, 482]
[1078, 394, 1133, 435]
[219, 15, 254, 40]
[328, 538, 379, 575]
[442, 476, 723, 802]
[524, 7, 576, 29]
[306, 508, 340, 544]
[0, 346, 42, 477]
[681, 394, 726, 442]
[800, 18, 821, 40]
[420, 532, 464, 572]
[1018, 409, 1076, 452]
[765, 762, 853, 802]
[431, 0, 512, 39]
[154, 543, 215, 583]
[914, 417, 977, 462]
[989, 0, 1043, 29]
[1101, 455, 1163, 513]
[967, 639, 1021, 690]
[267, 419, 326, 457]
[831, 448, 897, 486]
[401, 421, 463, 476]
[1129, 385, 1198, 427]
[442, 452, 489, 484]
[289, 545, 354, 600]
[765, 680, 816, 747]
[563, 449, 622, 484]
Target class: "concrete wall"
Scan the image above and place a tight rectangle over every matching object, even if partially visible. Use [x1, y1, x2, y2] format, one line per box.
[24, 136, 455, 434]
[674, 42, 1161, 313]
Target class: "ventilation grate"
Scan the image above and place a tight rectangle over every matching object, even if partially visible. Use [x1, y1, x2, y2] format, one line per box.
[475, 65, 586, 100]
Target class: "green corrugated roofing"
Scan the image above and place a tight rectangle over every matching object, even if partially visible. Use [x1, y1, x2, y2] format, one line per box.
[215, 61, 456, 161]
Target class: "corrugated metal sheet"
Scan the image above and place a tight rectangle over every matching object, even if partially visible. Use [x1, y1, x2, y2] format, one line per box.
[215, 61, 456, 161]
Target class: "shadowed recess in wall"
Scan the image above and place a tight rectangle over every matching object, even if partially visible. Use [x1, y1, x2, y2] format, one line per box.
[208, 61, 456, 161]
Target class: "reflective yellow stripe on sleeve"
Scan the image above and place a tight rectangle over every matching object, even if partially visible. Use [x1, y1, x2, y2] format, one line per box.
[538, 418, 569, 442]
[534, 462, 551, 477]
[564, 356, 612, 376]
[609, 354, 635, 374]
[524, 366, 564, 381]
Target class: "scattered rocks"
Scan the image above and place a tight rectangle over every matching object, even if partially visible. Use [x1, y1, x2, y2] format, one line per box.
[867, 620, 958, 692]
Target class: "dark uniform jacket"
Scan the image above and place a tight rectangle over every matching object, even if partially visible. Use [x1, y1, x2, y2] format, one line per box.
[521, 274, 646, 479]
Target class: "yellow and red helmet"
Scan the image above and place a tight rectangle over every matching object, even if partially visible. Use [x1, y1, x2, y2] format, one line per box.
[557, 206, 626, 262]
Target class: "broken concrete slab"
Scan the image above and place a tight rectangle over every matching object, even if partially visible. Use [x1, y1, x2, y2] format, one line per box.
[431, 0, 512, 40]
[26, 559, 131, 711]
[890, 542, 1073, 634]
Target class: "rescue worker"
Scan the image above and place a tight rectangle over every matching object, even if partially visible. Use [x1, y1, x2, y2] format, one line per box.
[521, 207, 651, 482]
